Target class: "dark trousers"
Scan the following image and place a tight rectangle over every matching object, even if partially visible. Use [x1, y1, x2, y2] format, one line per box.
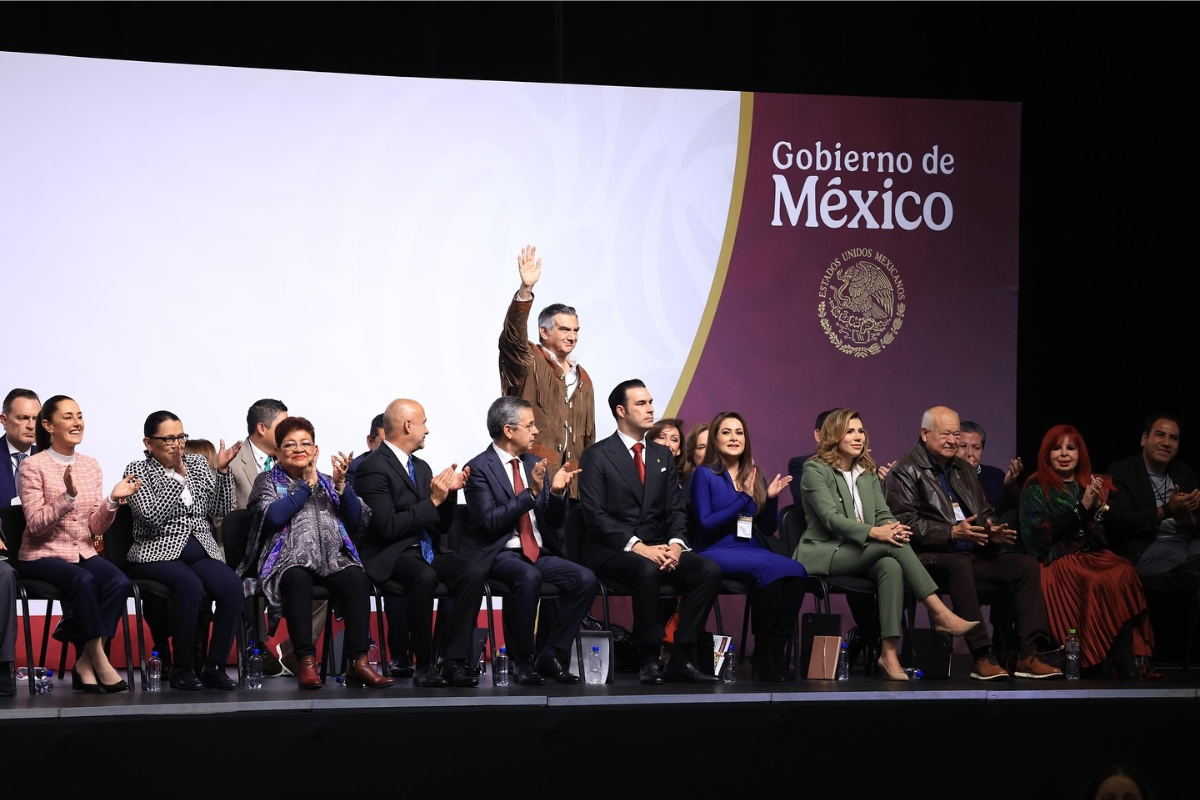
[279, 566, 371, 661]
[588, 548, 721, 651]
[749, 575, 806, 650]
[489, 549, 599, 660]
[919, 550, 1052, 656]
[385, 549, 486, 664]
[127, 536, 243, 669]
[17, 555, 129, 641]
[384, 598, 410, 660]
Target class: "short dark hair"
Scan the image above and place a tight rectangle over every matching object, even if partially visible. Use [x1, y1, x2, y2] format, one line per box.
[144, 410, 181, 438]
[369, 413, 386, 439]
[959, 420, 987, 447]
[538, 303, 578, 337]
[608, 379, 646, 420]
[3, 388, 39, 415]
[814, 408, 840, 432]
[487, 396, 531, 439]
[1143, 412, 1182, 437]
[246, 399, 287, 437]
[35, 394, 73, 453]
[274, 416, 315, 448]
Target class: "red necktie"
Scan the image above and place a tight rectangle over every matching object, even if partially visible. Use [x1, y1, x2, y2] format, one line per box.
[631, 442, 645, 484]
[510, 458, 539, 562]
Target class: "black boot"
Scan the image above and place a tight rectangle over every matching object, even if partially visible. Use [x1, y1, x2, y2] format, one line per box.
[1108, 619, 1144, 680]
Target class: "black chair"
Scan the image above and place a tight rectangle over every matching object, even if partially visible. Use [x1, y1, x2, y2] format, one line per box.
[105, 505, 247, 689]
[2, 505, 136, 696]
[781, 503, 879, 668]
[368, 506, 458, 675]
[221, 508, 337, 682]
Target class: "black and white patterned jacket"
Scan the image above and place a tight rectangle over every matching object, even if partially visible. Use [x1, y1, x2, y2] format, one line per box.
[124, 453, 234, 563]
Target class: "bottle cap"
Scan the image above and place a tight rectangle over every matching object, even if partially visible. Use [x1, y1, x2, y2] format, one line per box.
[499, 646, 506, 653]
[1068, 628, 1077, 634]
[253, 648, 261, 655]
[46, 669, 53, 677]
[592, 646, 600, 652]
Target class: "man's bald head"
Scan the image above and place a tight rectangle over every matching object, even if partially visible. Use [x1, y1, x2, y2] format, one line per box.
[920, 405, 961, 465]
[383, 398, 430, 453]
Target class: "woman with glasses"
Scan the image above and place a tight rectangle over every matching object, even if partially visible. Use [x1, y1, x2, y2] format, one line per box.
[237, 416, 392, 690]
[123, 411, 245, 690]
[17, 395, 139, 692]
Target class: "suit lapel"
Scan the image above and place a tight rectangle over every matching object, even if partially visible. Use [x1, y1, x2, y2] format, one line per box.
[487, 449, 517, 499]
[602, 434, 644, 501]
[384, 445, 419, 494]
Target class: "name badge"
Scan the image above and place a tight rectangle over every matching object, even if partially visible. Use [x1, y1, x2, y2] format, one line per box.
[737, 516, 753, 539]
[951, 502, 966, 523]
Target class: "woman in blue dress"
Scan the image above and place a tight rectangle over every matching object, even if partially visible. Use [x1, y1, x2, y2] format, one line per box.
[689, 411, 807, 681]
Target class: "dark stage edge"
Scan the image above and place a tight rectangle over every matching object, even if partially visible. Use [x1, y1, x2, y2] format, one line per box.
[5, 665, 1195, 799]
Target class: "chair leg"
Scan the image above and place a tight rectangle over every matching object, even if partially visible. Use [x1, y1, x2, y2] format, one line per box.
[373, 590, 389, 676]
[132, 585, 148, 689]
[740, 597, 752, 659]
[483, 586, 497, 663]
[19, 587, 36, 697]
[321, 603, 335, 681]
[120, 607, 136, 688]
[40, 599, 54, 670]
[235, 606, 248, 688]
[713, 597, 725, 635]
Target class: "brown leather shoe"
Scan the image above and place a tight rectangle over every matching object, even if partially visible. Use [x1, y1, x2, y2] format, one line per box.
[296, 655, 323, 689]
[346, 655, 394, 689]
[1013, 654, 1064, 679]
[970, 654, 1010, 681]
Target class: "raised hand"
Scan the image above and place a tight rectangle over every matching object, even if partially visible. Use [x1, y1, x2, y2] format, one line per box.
[877, 460, 897, 481]
[552, 466, 582, 494]
[951, 514, 989, 546]
[1004, 457, 1024, 487]
[740, 467, 758, 496]
[448, 465, 471, 492]
[63, 465, 77, 497]
[111, 474, 141, 502]
[303, 456, 319, 490]
[170, 442, 187, 476]
[216, 439, 242, 474]
[517, 244, 542, 292]
[529, 458, 547, 496]
[766, 473, 792, 499]
[1082, 476, 1103, 509]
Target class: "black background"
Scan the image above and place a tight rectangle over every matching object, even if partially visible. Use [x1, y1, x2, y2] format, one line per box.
[2, 2, 1194, 473]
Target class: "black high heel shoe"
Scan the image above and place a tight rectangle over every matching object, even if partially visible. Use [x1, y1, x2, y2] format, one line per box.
[72, 671, 104, 694]
[101, 678, 129, 693]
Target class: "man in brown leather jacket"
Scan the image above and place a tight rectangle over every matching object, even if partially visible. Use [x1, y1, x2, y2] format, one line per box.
[885, 406, 1061, 680]
[499, 244, 595, 498]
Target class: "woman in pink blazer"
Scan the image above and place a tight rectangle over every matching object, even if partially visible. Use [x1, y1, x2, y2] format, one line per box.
[17, 395, 141, 692]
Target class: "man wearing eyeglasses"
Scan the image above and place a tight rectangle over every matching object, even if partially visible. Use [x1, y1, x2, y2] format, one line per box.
[461, 397, 597, 684]
[886, 406, 1060, 680]
[1, 388, 40, 696]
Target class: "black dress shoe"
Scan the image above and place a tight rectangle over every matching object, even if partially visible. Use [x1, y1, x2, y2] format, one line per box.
[169, 666, 204, 691]
[440, 659, 480, 688]
[199, 665, 240, 690]
[639, 661, 665, 685]
[665, 660, 720, 684]
[512, 658, 546, 686]
[389, 654, 415, 678]
[72, 671, 104, 694]
[535, 654, 581, 684]
[413, 663, 449, 688]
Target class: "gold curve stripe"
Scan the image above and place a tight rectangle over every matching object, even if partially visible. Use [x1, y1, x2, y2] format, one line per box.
[665, 91, 754, 416]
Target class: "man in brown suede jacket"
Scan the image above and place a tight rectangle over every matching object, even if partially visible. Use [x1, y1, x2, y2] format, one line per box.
[499, 244, 595, 498]
[885, 405, 1061, 681]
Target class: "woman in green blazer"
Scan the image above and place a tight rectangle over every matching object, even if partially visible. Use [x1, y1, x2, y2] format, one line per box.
[794, 409, 978, 679]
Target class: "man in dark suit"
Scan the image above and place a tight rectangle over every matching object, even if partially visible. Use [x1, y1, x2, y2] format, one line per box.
[1108, 413, 1200, 594]
[1, 388, 40, 508]
[355, 398, 487, 687]
[579, 379, 720, 685]
[2, 388, 40, 695]
[462, 397, 598, 684]
[345, 412, 386, 489]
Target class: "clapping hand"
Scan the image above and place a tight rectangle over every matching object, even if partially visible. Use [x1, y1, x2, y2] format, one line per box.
[111, 474, 141, 503]
[1004, 457, 1024, 487]
[766, 473, 792, 499]
[63, 465, 76, 497]
[216, 439, 242, 474]
[530, 459, 547, 496]
[331, 451, 353, 493]
[1082, 475, 1104, 510]
[552, 465, 582, 494]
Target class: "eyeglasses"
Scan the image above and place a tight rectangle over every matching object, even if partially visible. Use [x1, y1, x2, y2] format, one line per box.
[149, 434, 189, 444]
[508, 422, 538, 432]
[280, 440, 316, 452]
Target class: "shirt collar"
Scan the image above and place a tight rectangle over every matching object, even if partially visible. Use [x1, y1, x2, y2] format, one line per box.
[383, 438, 411, 469]
[6, 439, 32, 459]
[617, 430, 646, 452]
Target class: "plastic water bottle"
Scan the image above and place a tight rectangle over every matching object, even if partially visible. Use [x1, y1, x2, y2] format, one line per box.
[493, 647, 510, 687]
[587, 645, 604, 684]
[16, 666, 52, 682]
[146, 651, 162, 692]
[247, 648, 264, 690]
[837, 641, 850, 680]
[1065, 628, 1081, 680]
[903, 667, 923, 680]
[723, 646, 737, 683]
[367, 638, 381, 670]
[34, 668, 54, 694]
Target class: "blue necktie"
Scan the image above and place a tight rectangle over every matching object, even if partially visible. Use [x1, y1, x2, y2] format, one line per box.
[408, 456, 435, 564]
[12, 452, 27, 476]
